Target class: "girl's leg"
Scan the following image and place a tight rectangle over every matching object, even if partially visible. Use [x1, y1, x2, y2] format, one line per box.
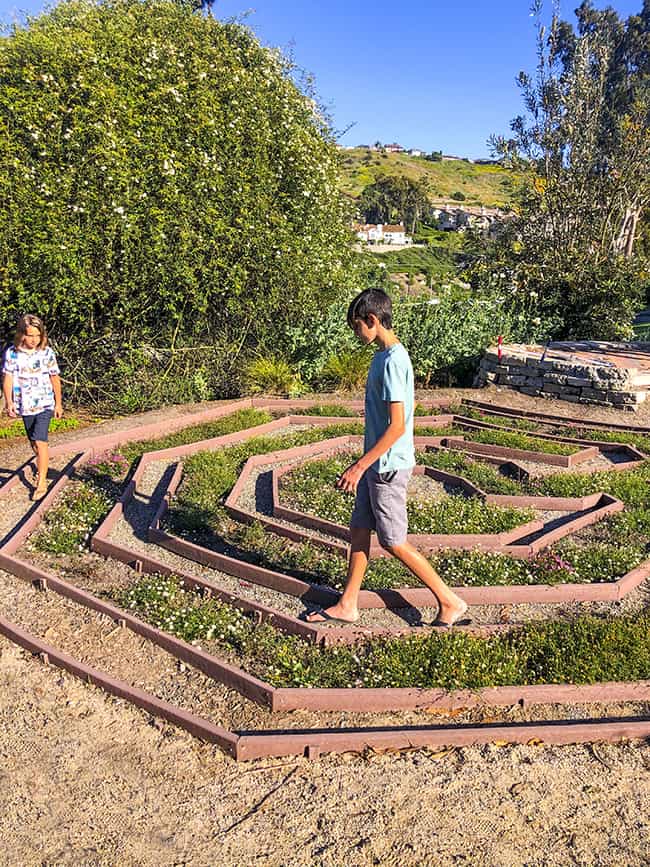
[33, 440, 49, 498]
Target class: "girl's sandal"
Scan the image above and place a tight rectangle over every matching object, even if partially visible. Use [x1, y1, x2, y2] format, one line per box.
[31, 479, 48, 501]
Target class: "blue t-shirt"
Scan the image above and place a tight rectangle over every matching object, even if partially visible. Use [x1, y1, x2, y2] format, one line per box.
[364, 342, 415, 472]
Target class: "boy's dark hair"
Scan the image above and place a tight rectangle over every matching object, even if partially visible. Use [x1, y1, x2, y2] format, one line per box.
[347, 288, 393, 330]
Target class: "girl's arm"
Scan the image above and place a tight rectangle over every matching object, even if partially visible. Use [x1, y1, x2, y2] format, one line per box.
[2, 373, 16, 417]
[50, 374, 63, 418]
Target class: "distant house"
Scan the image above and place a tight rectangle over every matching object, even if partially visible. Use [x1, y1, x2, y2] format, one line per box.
[384, 143, 404, 153]
[408, 148, 423, 157]
[354, 222, 411, 244]
[382, 224, 408, 244]
[434, 205, 508, 233]
[473, 158, 501, 166]
[441, 154, 466, 162]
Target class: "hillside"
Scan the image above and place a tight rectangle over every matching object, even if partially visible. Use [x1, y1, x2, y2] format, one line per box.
[338, 148, 517, 207]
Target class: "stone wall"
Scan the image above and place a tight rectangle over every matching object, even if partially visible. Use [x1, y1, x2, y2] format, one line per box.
[474, 345, 647, 410]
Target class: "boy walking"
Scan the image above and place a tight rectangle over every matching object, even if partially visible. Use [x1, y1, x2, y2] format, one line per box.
[307, 288, 468, 626]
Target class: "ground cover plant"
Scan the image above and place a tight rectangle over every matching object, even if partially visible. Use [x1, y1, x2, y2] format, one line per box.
[456, 429, 581, 456]
[29, 481, 114, 555]
[456, 407, 540, 432]
[279, 454, 534, 534]
[119, 408, 275, 465]
[416, 449, 521, 494]
[120, 573, 650, 690]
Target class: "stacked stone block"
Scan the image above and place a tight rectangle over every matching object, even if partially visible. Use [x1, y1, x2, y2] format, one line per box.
[474, 344, 648, 410]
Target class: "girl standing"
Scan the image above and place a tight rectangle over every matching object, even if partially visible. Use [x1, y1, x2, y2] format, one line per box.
[2, 315, 63, 500]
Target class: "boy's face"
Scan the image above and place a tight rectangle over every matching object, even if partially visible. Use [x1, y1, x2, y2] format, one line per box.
[351, 316, 377, 345]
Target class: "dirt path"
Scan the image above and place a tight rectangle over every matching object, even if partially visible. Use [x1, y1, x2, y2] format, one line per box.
[1, 390, 650, 865]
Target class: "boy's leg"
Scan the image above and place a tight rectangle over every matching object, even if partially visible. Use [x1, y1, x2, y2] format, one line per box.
[383, 541, 467, 622]
[29, 411, 53, 499]
[306, 526, 370, 623]
[371, 470, 467, 622]
[306, 472, 374, 623]
[33, 440, 49, 497]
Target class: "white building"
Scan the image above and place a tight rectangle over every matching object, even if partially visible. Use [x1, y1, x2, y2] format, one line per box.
[354, 223, 411, 244]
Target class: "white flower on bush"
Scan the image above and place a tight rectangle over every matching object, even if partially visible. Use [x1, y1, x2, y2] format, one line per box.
[114, 206, 125, 215]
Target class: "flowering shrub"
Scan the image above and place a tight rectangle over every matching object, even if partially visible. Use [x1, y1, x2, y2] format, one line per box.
[0, 0, 357, 409]
[85, 450, 129, 480]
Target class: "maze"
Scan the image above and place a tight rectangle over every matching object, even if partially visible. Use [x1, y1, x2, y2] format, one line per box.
[0, 397, 649, 760]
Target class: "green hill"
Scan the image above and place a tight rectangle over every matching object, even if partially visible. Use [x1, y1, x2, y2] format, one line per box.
[338, 148, 517, 207]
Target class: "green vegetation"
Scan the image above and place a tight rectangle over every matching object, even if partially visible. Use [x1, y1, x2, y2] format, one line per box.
[417, 449, 521, 494]
[119, 408, 274, 465]
[457, 408, 538, 432]
[339, 149, 517, 206]
[471, 4, 650, 341]
[121, 573, 650, 690]
[294, 404, 361, 418]
[461, 429, 580, 456]
[280, 454, 534, 533]
[1, 0, 357, 411]
[30, 482, 113, 555]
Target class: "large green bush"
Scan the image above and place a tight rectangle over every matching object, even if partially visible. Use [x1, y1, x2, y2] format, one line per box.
[0, 0, 356, 409]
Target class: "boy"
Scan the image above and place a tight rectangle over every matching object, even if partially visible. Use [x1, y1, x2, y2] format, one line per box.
[306, 288, 468, 626]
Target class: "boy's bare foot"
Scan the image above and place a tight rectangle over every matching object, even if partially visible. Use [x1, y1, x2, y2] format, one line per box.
[433, 599, 469, 628]
[305, 603, 359, 624]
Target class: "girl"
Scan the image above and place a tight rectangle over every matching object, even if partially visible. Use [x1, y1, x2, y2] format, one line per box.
[2, 315, 63, 500]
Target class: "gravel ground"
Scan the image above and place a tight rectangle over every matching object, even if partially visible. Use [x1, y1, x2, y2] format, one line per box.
[2, 392, 650, 865]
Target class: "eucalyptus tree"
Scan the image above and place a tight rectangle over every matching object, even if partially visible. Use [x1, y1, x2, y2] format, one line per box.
[482, 0, 650, 339]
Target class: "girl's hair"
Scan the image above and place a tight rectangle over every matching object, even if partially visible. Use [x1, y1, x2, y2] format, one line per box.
[14, 314, 48, 349]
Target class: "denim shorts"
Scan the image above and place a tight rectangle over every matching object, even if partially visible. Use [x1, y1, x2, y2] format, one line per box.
[22, 409, 53, 443]
[350, 467, 412, 548]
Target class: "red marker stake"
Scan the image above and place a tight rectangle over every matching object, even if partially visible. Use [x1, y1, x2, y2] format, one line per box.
[497, 334, 503, 362]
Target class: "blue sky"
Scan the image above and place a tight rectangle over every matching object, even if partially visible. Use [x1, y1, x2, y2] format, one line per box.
[1, 0, 643, 157]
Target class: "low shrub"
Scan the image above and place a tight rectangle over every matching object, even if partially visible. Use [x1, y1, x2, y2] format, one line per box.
[245, 356, 304, 397]
[319, 350, 371, 392]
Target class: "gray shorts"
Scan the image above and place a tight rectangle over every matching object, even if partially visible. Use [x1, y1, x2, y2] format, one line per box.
[351, 467, 412, 548]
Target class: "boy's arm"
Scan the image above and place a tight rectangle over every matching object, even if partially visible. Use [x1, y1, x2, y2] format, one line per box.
[50, 374, 63, 418]
[2, 373, 16, 417]
[337, 401, 405, 493]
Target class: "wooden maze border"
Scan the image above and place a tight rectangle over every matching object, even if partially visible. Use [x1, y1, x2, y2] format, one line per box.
[0, 397, 648, 758]
[146, 418, 643, 606]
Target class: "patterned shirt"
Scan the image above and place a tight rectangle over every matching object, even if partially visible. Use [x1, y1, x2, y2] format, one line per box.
[2, 346, 60, 416]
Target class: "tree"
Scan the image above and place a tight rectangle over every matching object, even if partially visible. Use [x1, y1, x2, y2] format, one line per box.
[479, 0, 650, 339]
[0, 0, 357, 408]
[358, 176, 431, 233]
